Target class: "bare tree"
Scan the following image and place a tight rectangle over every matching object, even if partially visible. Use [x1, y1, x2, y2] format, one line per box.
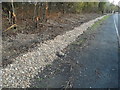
[33, 2, 38, 21]
[11, 0, 17, 24]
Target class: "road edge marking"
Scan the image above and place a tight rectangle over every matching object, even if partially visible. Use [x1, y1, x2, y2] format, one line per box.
[114, 16, 120, 47]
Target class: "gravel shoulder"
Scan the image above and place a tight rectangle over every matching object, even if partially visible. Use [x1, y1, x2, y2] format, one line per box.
[2, 14, 105, 88]
[2, 13, 101, 67]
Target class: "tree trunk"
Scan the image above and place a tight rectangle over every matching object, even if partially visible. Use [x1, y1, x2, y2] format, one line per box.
[33, 2, 37, 21]
[8, 11, 11, 24]
[40, 3, 46, 22]
[11, 0, 17, 24]
[45, 2, 48, 19]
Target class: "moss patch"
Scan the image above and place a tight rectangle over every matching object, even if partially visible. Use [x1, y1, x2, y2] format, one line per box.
[91, 15, 110, 29]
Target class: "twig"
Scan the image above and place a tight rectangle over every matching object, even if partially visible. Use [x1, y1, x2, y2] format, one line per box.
[3, 24, 17, 32]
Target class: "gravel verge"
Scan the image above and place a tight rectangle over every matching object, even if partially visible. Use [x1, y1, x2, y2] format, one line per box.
[2, 15, 106, 88]
[2, 13, 101, 67]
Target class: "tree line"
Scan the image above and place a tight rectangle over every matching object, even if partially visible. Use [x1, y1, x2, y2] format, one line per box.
[2, 2, 119, 28]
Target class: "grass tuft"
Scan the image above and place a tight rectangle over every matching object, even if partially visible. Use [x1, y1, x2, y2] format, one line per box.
[91, 15, 110, 29]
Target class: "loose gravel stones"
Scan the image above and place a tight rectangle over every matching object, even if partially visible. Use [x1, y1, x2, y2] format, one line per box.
[2, 15, 105, 88]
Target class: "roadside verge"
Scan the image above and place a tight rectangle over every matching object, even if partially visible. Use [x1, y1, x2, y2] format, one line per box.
[2, 14, 108, 88]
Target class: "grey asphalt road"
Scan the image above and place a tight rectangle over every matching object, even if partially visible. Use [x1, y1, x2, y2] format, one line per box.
[71, 14, 119, 88]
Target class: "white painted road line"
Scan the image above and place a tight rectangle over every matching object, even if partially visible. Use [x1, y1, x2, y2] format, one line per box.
[114, 17, 120, 47]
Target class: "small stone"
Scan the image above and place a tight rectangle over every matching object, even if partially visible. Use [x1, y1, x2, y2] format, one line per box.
[76, 60, 79, 64]
[112, 69, 115, 71]
[56, 51, 65, 58]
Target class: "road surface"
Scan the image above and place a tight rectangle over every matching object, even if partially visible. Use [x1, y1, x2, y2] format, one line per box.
[71, 14, 119, 88]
